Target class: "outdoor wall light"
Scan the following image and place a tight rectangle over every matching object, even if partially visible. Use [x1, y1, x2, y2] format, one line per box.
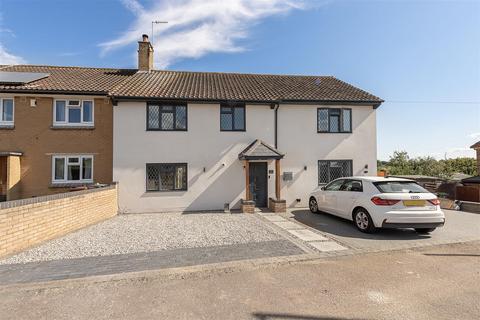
[203, 167, 206, 173]
[304, 166, 307, 171]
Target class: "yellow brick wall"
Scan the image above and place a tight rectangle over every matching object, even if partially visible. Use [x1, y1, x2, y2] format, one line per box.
[0, 184, 118, 258]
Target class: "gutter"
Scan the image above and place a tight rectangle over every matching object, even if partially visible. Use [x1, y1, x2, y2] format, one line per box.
[0, 89, 109, 96]
[111, 96, 383, 108]
[270, 103, 280, 149]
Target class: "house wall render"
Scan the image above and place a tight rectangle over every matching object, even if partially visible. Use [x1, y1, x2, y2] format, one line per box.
[113, 102, 377, 213]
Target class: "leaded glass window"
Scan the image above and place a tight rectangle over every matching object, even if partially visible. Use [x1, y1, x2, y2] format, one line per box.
[147, 104, 187, 131]
[317, 108, 352, 133]
[146, 163, 188, 191]
[220, 103, 245, 131]
[318, 160, 353, 185]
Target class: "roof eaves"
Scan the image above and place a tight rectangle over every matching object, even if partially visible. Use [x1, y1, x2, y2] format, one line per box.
[0, 88, 110, 96]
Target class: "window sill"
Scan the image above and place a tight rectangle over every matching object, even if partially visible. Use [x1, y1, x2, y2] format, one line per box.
[145, 189, 188, 193]
[51, 125, 95, 130]
[50, 182, 94, 188]
[146, 129, 188, 132]
[220, 129, 246, 132]
[0, 124, 14, 130]
[317, 131, 352, 134]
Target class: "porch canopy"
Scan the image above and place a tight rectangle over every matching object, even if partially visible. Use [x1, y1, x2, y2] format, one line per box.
[238, 140, 284, 201]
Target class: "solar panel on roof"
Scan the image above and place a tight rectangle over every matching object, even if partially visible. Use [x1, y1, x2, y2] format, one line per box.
[0, 72, 50, 85]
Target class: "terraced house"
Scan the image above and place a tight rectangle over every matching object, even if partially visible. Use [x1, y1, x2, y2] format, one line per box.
[0, 65, 135, 201]
[0, 35, 383, 213]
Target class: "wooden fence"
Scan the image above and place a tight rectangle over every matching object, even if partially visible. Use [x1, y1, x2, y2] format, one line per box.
[456, 186, 480, 202]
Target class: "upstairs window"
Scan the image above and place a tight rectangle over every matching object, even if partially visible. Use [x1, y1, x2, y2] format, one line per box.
[317, 108, 352, 133]
[0, 98, 14, 125]
[54, 100, 94, 126]
[52, 155, 93, 183]
[220, 103, 245, 131]
[147, 103, 187, 131]
[146, 163, 187, 191]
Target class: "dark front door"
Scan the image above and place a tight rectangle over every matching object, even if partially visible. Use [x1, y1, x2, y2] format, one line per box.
[249, 162, 268, 207]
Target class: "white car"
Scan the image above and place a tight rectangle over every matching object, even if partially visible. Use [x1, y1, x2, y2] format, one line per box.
[308, 177, 445, 234]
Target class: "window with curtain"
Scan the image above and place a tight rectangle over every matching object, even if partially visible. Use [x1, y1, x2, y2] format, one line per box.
[0, 98, 14, 124]
[52, 155, 93, 183]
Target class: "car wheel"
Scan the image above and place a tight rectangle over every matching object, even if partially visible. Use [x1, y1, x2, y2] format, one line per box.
[353, 209, 376, 233]
[415, 228, 436, 234]
[309, 197, 319, 214]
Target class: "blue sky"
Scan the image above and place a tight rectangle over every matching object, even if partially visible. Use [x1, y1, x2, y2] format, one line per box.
[1, 0, 479, 160]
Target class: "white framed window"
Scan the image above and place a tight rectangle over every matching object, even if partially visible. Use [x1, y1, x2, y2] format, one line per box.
[0, 98, 14, 125]
[53, 99, 94, 126]
[52, 155, 94, 183]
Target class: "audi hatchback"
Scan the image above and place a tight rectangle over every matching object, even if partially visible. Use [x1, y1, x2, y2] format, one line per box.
[308, 177, 445, 233]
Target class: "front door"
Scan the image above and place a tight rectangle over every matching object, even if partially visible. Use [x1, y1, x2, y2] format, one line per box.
[0, 157, 6, 202]
[249, 162, 268, 207]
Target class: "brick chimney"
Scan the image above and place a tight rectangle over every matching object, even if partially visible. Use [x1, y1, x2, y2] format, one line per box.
[138, 34, 154, 72]
[471, 141, 480, 175]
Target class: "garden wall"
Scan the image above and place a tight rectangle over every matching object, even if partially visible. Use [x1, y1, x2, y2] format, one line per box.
[0, 184, 117, 258]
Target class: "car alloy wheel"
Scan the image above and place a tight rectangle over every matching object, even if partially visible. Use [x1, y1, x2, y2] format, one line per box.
[355, 211, 369, 230]
[309, 198, 318, 213]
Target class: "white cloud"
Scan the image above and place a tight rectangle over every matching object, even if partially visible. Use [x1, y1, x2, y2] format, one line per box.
[0, 13, 25, 65]
[469, 132, 480, 140]
[0, 44, 25, 65]
[100, 0, 310, 68]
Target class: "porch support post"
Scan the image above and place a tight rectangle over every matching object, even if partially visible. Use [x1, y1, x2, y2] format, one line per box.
[245, 160, 250, 201]
[275, 159, 280, 200]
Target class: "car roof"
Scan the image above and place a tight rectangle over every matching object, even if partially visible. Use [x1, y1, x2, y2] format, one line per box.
[342, 176, 414, 182]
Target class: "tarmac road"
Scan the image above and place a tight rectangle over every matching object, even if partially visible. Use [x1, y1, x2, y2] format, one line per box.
[0, 241, 478, 320]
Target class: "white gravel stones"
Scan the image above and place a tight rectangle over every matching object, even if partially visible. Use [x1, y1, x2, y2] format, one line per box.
[0, 213, 284, 265]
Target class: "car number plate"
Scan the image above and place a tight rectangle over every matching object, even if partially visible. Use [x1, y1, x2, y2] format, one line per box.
[403, 200, 426, 207]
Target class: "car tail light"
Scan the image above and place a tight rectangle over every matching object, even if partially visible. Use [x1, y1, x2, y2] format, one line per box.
[428, 199, 440, 206]
[371, 197, 400, 206]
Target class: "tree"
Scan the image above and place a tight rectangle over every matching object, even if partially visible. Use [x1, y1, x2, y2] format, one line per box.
[386, 151, 412, 175]
[381, 152, 476, 178]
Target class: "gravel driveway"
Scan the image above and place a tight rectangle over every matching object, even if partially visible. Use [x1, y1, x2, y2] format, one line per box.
[0, 213, 285, 265]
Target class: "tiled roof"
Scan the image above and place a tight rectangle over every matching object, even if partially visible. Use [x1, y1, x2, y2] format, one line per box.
[462, 176, 480, 184]
[471, 141, 480, 149]
[0, 65, 136, 95]
[0, 65, 383, 105]
[111, 70, 383, 104]
[239, 140, 284, 160]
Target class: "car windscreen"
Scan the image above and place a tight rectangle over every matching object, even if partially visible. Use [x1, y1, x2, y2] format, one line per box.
[373, 181, 429, 194]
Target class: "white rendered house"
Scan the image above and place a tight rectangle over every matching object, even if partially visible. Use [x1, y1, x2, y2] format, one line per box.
[112, 35, 383, 213]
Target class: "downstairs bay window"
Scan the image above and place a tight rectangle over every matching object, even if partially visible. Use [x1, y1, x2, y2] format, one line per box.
[52, 155, 93, 183]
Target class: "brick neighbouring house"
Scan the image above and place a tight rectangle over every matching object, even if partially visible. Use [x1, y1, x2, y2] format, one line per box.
[0, 66, 135, 201]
